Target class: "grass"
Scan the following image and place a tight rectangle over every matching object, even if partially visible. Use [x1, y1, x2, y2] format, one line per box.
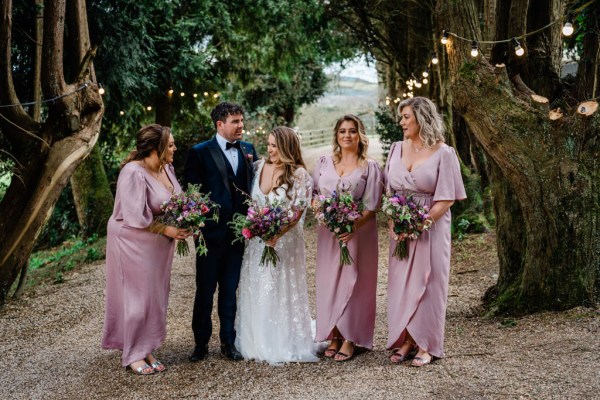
[26, 234, 106, 286]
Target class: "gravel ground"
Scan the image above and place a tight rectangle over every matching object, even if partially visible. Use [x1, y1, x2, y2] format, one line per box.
[1, 142, 598, 399]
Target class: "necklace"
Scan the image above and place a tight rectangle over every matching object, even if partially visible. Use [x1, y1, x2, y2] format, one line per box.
[143, 159, 173, 192]
[412, 143, 425, 153]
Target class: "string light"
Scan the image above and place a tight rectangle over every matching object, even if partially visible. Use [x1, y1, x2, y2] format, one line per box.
[119, 111, 125, 116]
[193, 93, 198, 98]
[98, 84, 105, 95]
[203, 92, 209, 96]
[168, 89, 174, 96]
[422, 78, 428, 84]
[0, 83, 89, 108]
[431, 53, 439, 65]
[512, 37, 525, 56]
[415, 81, 422, 88]
[146, 106, 152, 111]
[180, 92, 185, 97]
[441, 30, 449, 45]
[422, 68, 429, 78]
[562, 15, 574, 36]
[470, 41, 479, 57]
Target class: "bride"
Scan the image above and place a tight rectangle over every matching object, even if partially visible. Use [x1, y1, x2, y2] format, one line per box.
[235, 126, 319, 365]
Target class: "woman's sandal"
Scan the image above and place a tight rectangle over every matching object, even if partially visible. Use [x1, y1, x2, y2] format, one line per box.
[324, 337, 342, 358]
[334, 340, 355, 362]
[411, 353, 433, 367]
[390, 341, 416, 363]
[127, 362, 155, 375]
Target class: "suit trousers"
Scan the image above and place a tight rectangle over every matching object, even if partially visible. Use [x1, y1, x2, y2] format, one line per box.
[192, 235, 245, 346]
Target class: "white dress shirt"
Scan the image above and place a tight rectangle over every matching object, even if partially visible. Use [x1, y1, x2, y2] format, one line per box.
[215, 133, 239, 174]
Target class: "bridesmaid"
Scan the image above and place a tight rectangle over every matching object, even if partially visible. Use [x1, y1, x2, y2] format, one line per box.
[313, 114, 383, 362]
[385, 97, 466, 367]
[102, 124, 191, 374]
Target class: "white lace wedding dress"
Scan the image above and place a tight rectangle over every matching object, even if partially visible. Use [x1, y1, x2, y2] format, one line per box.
[235, 160, 319, 365]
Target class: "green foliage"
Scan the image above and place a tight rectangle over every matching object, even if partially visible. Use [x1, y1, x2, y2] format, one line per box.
[375, 106, 403, 158]
[35, 185, 81, 250]
[28, 234, 106, 287]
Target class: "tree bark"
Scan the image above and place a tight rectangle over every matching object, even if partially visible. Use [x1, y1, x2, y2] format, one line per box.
[0, 0, 104, 305]
[437, 0, 599, 313]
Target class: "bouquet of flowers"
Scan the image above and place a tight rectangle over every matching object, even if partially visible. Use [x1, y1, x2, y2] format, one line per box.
[229, 198, 304, 268]
[158, 184, 220, 257]
[313, 189, 363, 266]
[381, 192, 431, 260]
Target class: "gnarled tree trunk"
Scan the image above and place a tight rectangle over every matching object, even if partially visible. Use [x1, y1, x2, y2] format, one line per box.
[436, 0, 599, 313]
[0, 0, 104, 305]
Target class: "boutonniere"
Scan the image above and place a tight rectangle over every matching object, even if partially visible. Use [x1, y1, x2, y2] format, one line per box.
[245, 153, 253, 162]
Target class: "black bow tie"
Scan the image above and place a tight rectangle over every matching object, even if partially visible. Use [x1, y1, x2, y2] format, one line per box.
[226, 141, 240, 150]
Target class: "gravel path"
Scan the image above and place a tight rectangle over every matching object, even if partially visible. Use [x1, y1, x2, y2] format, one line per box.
[1, 141, 598, 399]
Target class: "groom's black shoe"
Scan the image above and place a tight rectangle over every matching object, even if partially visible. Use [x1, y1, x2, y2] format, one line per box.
[220, 343, 242, 361]
[189, 345, 209, 362]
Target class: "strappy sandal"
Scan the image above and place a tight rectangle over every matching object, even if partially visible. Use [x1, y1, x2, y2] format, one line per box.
[411, 353, 433, 367]
[127, 362, 155, 375]
[324, 337, 342, 358]
[147, 359, 166, 372]
[390, 341, 416, 363]
[334, 340, 355, 362]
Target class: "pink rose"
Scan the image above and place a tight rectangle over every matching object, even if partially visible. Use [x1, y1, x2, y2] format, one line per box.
[242, 228, 252, 239]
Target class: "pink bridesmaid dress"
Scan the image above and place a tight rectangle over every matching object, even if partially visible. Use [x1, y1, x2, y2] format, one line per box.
[384, 141, 466, 358]
[102, 162, 181, 367]
[313, 155, 383, 349]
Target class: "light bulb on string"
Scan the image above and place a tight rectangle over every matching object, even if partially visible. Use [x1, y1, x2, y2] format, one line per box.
[562, 15, 574, 36]
[512, 37, 525, 56]
[203, 92, 209, 96]
[441, 30, 449, 45]
[415, 81, 422, 88]
[180, 92, 185, 97]
[98, 84, 105, 95]
[193, 93, 198, 98]
[168, 89, 174, 96]
[146, 106, 152, 111]
[422, 78, 428, 84]
[431, 53, 439, 65]
[119, 111, 125, 116]
[422, 68, 429, 78]
[470, 41, 479, 57]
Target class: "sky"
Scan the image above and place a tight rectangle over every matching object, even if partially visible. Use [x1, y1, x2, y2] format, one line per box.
[325, 57, 378, 83]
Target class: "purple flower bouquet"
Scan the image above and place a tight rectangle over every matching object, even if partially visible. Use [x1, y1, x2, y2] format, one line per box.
[158, 184, 219, 257]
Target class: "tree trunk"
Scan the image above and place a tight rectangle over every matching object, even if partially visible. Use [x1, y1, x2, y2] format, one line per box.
[437, 0, 599, 313]
[0, 0, 104, 305]
[70, 146, 113, 237]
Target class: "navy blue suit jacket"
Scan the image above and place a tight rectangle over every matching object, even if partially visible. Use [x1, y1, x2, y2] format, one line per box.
[183, 136, 258, 242]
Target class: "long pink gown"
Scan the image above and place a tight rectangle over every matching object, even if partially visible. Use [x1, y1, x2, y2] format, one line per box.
[384, 141, 466, 358]
[102, 162, 180, 367]
[313, 156, 383, 349]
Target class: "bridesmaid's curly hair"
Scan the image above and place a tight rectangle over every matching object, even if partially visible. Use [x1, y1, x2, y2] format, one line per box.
[120, 124, 171, 168]
[266, 126, 306, 199]
[331, 114, 369, 166]
[397, 97, 445, 148]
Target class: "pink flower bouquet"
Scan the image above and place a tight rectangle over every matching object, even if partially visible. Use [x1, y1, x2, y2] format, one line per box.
[381, 192, 431, 260]
[313, 189, 363, 266]
[229, 198, 303, 267]
[158, 184, 219, 257]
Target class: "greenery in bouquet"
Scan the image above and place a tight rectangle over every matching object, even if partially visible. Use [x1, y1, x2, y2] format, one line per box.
[312, 189, 363, 266]
[229, 197, 303, 268]
[158, 184, 219, 257]
[381, 192, 431, 260]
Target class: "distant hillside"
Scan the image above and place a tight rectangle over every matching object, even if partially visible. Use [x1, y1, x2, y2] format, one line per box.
[295, 74, 380, 134]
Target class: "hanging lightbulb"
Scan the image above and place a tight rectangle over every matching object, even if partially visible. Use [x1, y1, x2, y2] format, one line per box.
[403, 93, 407, 98]
[119, 111, 125, 116]
[98, 84, 105, 95]
[562, 15, 574, 36]
[512, 37, 525, 56]
[193, 93, 198, 98]
[441, 30, 449, 45]
[168, 89, 174, 96]
[422, 78, 428, 84]
[470, 41, 479, 57]
[422, 68, 429, 78]
[146, 106, 152, 111]
[415, 81, 422, 88]
[431, 53, 439, 65]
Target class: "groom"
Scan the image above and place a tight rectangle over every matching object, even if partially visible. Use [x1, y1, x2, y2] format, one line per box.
[184, 102, 258, 361]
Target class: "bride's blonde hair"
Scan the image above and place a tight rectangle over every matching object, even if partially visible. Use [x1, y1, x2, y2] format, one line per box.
[266, 126, 305, 199]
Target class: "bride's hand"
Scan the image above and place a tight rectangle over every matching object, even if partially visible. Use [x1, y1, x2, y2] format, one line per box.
[265, 236, 279, 247]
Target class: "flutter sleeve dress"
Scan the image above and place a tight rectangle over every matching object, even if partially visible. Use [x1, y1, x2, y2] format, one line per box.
[384, 141, 466, 358]
[102, 162, 181, 367]
[313, 155, 383, 349]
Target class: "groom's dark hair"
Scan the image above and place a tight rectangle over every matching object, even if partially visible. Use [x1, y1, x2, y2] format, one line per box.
[211, 102, 244, 128]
